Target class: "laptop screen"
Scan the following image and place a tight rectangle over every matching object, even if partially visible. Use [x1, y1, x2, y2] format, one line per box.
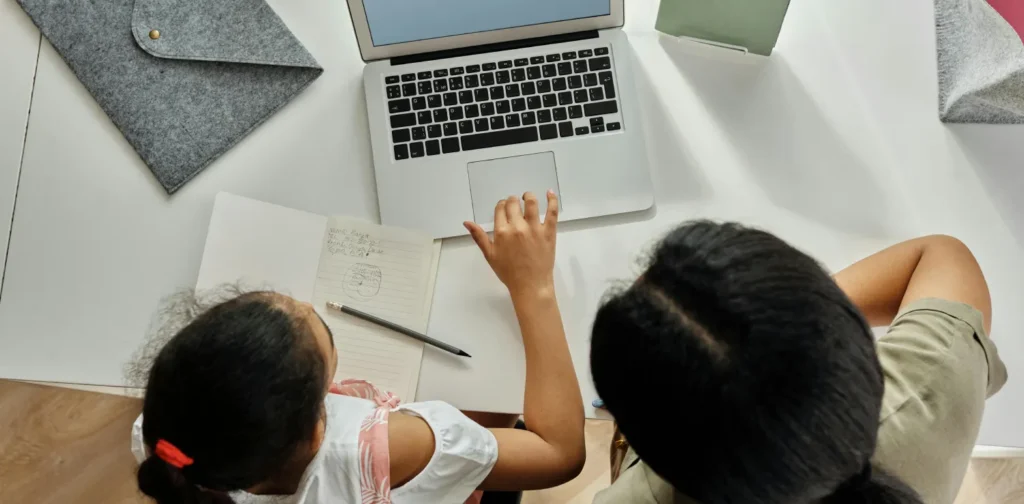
[363, 0, 612, 47]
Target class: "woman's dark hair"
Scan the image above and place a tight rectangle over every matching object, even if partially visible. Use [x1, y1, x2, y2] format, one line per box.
[136, 291, 327, 504]
[591, 221, 923, 504]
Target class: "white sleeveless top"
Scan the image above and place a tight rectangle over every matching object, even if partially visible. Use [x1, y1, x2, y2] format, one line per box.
[131, 394, 499, 503]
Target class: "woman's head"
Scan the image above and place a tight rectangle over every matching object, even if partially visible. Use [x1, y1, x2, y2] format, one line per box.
[136, 290, 338, 503]
[590, 221, 921, 503]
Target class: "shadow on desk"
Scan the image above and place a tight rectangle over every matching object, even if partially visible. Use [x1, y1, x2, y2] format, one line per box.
[947, 124, 1024, 249]
[0, 380, 144, 503]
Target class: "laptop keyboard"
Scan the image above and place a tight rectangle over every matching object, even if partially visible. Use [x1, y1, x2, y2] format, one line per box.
[384, 47, 623, 161]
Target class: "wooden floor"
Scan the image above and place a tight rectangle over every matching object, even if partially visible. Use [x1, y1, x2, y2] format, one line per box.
[2, 381, 1021, 503]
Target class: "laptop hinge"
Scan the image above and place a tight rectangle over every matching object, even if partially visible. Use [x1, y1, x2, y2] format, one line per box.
[391, 30, 600, 66]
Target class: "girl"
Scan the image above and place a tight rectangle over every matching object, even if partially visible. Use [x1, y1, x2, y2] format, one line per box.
[132, 192, 585, 503]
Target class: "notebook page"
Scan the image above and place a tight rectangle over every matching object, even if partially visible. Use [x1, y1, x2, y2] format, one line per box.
[311, 216, 441, 401]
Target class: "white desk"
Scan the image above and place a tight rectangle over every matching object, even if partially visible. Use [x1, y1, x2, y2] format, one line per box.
[1, 0, 1021, 449]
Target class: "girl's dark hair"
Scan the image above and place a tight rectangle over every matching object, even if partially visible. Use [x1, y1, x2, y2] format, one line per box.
[590, 221, 924, 504]
[136, 291, 327, 504]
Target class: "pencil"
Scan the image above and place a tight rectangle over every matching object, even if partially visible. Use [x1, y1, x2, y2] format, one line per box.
[326, 301, 471, 358]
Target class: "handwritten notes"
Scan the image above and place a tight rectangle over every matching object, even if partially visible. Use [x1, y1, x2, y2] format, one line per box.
[312, 217, 441, 401]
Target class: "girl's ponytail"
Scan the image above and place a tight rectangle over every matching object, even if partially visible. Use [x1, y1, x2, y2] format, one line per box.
[821, 464, 923, 504]
[137, 456, 234, 504]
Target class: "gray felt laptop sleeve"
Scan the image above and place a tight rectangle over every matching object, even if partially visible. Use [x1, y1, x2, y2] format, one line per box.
[18, 0, 323, 193]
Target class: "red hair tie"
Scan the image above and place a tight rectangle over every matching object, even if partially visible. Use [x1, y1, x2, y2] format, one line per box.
[155, 439, 194, 469]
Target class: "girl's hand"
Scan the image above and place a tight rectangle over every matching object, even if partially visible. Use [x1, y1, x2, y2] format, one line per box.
[464, 191, 559, 300]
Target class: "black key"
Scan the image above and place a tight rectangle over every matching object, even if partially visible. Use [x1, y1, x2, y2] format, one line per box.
[530, 56, 545, 64]
[392, 128, 411, 143]
[558, 121, 574, 137]
[558, 92, 573, 106]
[449, 76, 464, 90]
[558, 62, 573, 76]
[466, 64, 481, 73]
[584, 100, 618, 116]
[496, 100, 511, 114]
[426, 139, 441, 156]
[527, 96, 542, 110]
[391, 113, 416, 128]
[428, 124, 442, 138]
[401, 73, 416, 82]
[575, 126, 589, 136]
[537, 109, 552, 123]
[474, 118, 490, 132]
[521, 81, 536, 95]
[448, 106, 464, 120]
[480, 102, 495, 116]
[417, 71, 432, 80]
[481, 72, 495, 86]
[521, 111, 537, 125]
[402, 83, 417, 97]
[498, 60, 513, 69]
[546, 53, 561, 62]
[553, 78, 567, 91]
[599, 71, 613, 84]
[505, 113, 521, 127]
[512, 68, 526, 82]
[483, 62, 497, 71]
[385, 75, 400, 84]
[490, 86, 505, 100]
[584, 73, 598, 87]
[540, 123, 558, 140]
[464, 104, 480, 118]
[505, 84, 521, 98]
[462, 126, 538, 151]
[527, 66, 541, 80]
[590, 117, 604, 127]
[579, 49, 593, 58]
[542, 94, 557, 108]
[418, 81, 432, 94]
[412, 126, 426, 140]
[592, 124, 605, 133]
[475, 88, 490, 102]
[450, 67, 465, 75]
[574, 90, 589, 103]
[595, 47, 609, 55]
[394, 143, 409, 159]
[459, 90, 474, 104]
[496, 70, 511, 84]
[604, 80, 616, 99]
[537, 80, 552, 93]
[427, 95, 442, 108]
[443, 122, 458, 136]
[490, 116, 506, 129]
[568, 76, 583, 89]
[459, 120, 474, 134]
[465, 74, 479, 88]
[569, 105, 583, 119]
[573, 60, 588, 73]
[562, 51, 577, 60]
[442, 137, 460, 153]
[433, 79, 448, 92]
[386, 85, 401, 99]
[434, 69, 448, 77]
[553, 107, 568, 121]
[388, 98, 411, 113]
[589, 87, 605, 101]
[418, 111, 432, 124]
[444, 92, 458, 106]
[433, 109, 448, 122]
[412, 97, 427, 110]
[542, 64, 557, 78]
[589, 56, 612, 71]
[512, 98, 526, 112]
[607, 122, 621, 131]
[514, 58, 529, 67]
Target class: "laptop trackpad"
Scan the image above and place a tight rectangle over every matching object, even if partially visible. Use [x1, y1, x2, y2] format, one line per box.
[468, 152, 560, 225]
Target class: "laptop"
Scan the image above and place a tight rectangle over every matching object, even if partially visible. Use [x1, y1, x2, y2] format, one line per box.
[347, 0, 653, 238]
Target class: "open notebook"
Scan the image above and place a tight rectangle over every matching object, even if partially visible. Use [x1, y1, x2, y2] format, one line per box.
[195, 193, 442, 400]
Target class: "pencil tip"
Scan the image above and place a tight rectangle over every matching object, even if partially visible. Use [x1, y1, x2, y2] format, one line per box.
[458, 350, 472, 358]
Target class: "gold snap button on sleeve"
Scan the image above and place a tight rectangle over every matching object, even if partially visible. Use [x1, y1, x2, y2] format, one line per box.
[149, 30, 160, 40]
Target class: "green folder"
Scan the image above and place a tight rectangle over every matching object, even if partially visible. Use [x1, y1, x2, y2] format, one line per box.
[655, 0, 791, 56]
